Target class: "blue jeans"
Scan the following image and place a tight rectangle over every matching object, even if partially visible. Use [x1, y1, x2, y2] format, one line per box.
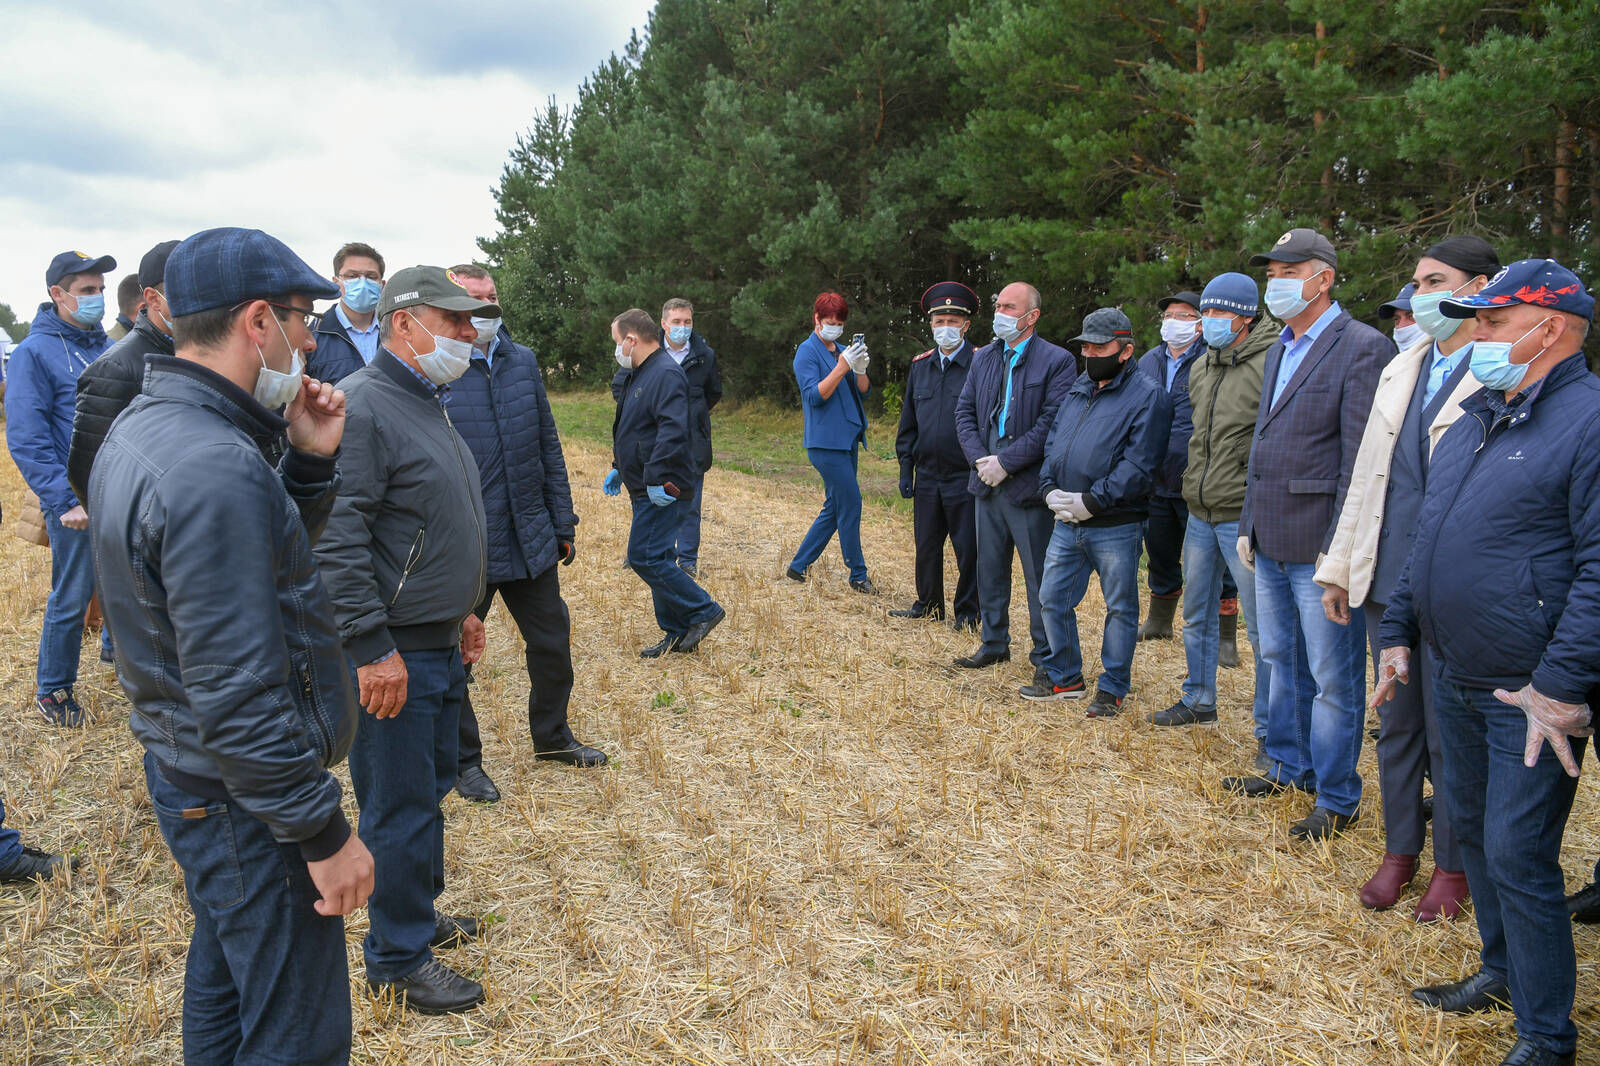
[675, 472, 704, 569]
[0, 794, 20, 867]
[1180, 516, 1269, 734]
[1255, 554, 1365, 814]
[1038, 521, 1142, 697]
[39, 511, 96, 696]
[348, 646, 463, 982]
[628, 494, 720, 637]
[1433, 674, 1583, 1054]
[790, 446, 867, 583]
[145, 752, 350, 1066]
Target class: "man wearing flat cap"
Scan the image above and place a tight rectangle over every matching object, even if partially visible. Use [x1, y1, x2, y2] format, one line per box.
[5, 249, 117, 727]
[314, 265, 495, 1014]
[892, 281, 980, 629]
[1223, 227, 1391, 842]
[1375, 260, 1598, 1066]
[90, 226, 373, 1064]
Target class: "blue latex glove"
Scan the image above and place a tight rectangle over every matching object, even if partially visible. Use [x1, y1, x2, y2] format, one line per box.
[603, 469, 621, 496]
[647, 485, 673, 507]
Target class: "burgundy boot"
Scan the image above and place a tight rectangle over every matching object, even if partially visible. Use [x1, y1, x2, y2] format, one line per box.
[1414, 869, 1470, 923]
[1360, 853, 1418, 910]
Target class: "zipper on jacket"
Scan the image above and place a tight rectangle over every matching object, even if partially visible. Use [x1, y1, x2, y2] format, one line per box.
[1055, 389, 1099, 490]
[390, 527, 426, 606]
[297, 657, 335, 759]
[1194, 365, 1227, 519]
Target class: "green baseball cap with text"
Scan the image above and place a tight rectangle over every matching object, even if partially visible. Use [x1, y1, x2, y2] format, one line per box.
[377, 265, 500, 317]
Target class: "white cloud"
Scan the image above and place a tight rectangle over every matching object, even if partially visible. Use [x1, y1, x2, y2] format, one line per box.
[0, 0, 655, 329]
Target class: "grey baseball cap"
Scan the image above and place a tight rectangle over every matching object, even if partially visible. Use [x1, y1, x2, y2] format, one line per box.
[1069, 307, 1134, 345]
[1249, 227, 1339, 268]
[377, 265, 500, 318]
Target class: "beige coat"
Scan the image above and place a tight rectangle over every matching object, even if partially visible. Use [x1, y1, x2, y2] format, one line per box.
[1314, 339, 1480, 606]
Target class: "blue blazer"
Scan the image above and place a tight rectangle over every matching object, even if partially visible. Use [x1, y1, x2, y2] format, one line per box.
[795, 331, 868, 450]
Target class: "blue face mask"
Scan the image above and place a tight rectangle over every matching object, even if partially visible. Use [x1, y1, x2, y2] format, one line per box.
[68, 291, 105, 328]
[667, 324, 692, 346]
[1201, 316, 1239, 349]
[1469, 317, 1552, 392]
[342, 276, 381, 314]
[1410, 287, 1466, 341]
[1263, 270, 1326, 320]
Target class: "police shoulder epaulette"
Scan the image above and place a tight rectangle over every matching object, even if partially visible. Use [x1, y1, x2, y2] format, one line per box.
[912, 349, 935, 363]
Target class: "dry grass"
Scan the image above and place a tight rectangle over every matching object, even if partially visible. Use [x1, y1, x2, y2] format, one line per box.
[2, 438, 1599, 1065]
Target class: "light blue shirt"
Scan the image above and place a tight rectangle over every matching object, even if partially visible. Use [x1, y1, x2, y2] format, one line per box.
[475, 332, 502, 369]
[996, 334, 1032, 436]
[1422, 341, 1470, 407]
[1270, 302, 1343, 409]
[335, 303, 381, 364]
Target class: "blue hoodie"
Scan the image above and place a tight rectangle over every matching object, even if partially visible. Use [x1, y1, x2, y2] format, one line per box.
[5, 303, 111, 516]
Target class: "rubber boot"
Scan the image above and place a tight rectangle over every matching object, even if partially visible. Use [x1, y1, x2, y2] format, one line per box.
[1138, 593, 1179, 641]
[1218, 597, 1241, 668]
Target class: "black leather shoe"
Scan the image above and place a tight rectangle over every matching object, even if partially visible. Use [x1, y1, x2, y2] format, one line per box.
[537, 744, 608, 768]
[785, 566, 806, 583]
[1411, 969, 1512, 1014]
[454, 766, 500, 803]
[889, 605, 942, 619]
[640, 636, 678, 658]
[951, 616, 979, 633]
[369, 957, 484, 1014]
[672, 606, 726, 653]
[0, 846, 78, 883]
[1567, 879, 1600, 923]
[1422, 793, 1434, 821]
[1288, 806, 1357, 841]
[849, 577, 879, 595]
[429, 910, 481, 949]
[1495, 1038, 1574, 1065]
[954, 648, 1010, 669]
[1222, 774, 1290, 797]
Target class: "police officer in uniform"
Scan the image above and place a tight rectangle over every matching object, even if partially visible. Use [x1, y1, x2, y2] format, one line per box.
[893, 282, 980, 628]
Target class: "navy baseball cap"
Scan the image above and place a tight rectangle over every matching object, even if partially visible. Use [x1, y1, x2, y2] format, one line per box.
[46, 250, 117, 288]
[137, 240, 181, 290]
[165, 228, 339, 317]
[1157, 290, 1202, 313]
[1378, 282, 1415, 320]
[1440, 259, 1594, 321]
[1069, 307, 1134, 345]
[920, 281, 978, 317]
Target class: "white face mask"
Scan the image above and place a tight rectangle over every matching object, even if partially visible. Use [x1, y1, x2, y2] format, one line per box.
[403, 312, 473, 385]
[1159, 318, 1199, 349]
[1392, 321, 1427, 351]
[254, 314, 305, 409]
[614, 341, 633, 369]
[471, 316, 500, 347]
[818, 323, 844, 342]
[932, 325, 964, 351]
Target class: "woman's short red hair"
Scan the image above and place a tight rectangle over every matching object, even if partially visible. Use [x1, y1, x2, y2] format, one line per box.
[813, 291, 849, 320]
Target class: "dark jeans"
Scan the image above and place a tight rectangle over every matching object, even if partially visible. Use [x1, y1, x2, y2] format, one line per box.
[1433, 672, 1584, 1055]
[348, 646, 463, 981]
[1144, 495, 1235, 601]
[458, 565, 578, 768]
[975, 494, 1055, 668]
[0, 794, 19, 867]
[628, 494, 720, 637]
[39, 511, 96, 696]
[145, 752, 350, 1066]
[675, 471, 705, 569]
[912, 473, 978, 621]
[790, 446, 867, 583]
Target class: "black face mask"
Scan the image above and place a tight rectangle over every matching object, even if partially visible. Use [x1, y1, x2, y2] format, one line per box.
[1084, 351, 1126, 382]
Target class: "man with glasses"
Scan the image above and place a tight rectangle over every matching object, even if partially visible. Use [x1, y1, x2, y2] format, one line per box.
[308, 242, 385, 384]
[89, 227, 373, 1065]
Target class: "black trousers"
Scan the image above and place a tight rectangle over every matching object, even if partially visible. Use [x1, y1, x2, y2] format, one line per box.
[1145, 495, 1235, 600]
[912, 473, 978, 621]
[457, 564, 576, 770]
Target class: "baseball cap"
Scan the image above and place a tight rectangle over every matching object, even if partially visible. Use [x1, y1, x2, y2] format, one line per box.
[137, 240, 182, 290]
[1441, 259, 1594, 321]
[1378, 282, 1415, 320]
[1157, 290, 1202, 313]
[377, 266, 501, 318]
[46, 250, 117, 288]
[1069, 307, 1134, 345]
[1198, 273, 1259, 316]
[1421, 235, 1500, 281]
[920, 281, 978, 317]
[165, 228, 339, 317]
[1248, 228, 1339, 268]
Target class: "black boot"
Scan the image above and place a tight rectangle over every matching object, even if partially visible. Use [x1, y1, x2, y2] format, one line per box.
[1218, 598, 1241, 668]
[1138, 594, 1179, 641]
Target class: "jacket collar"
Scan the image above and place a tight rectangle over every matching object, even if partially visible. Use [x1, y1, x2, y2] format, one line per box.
[1070, 356, 1139, 397]
[131, 310, 176, 355]
[316, 305, 354, 343]
[30, 301, 107, 347]
[376, 349, 445, 401]
[944, 340, 974, 368]
[141, 355, 288, 448]
[1261, 309, 1351, 423]
[1467, 352, 1590, 425]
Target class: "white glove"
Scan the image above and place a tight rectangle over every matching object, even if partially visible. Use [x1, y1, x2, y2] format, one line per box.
[1236, 535, 1254, 572]
[1045, 489, 1073, 522]
[1370, 646, 1411, 709]
[1059, 491, 1092, 523]
[1496, 684, 1594, 777]
[842, 341, 869, 374]
[976, 455, 1008, 487]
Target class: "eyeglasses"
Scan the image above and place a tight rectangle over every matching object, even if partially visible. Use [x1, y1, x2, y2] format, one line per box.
[266, 302, 319, 330]
[337, 271, 381, 282]
[1160, 310, 1201, 322]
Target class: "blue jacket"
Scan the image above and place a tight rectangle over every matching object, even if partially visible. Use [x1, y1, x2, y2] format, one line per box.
[795, 331, 868, 450]
[954, 334, 1078, 506]
[5, 303, 111, 516]
[613, 348, 695, 497]
[1379, 355, 1600, 703]
[1137, 338, 1206, 498]
[614, 331, 723, 472]
[307, 306, 369, 385]
[449, 329, 577, 581]
[1039, 358, 1172, 526]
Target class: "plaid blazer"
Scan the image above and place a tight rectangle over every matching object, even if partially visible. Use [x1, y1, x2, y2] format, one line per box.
[1239, 309, 1391, 564]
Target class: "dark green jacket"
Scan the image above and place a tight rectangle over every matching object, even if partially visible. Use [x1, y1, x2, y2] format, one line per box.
[1182, 314, 1281, 523]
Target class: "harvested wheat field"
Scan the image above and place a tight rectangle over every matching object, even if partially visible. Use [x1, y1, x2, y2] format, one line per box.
[3, 433, 1599, 1066]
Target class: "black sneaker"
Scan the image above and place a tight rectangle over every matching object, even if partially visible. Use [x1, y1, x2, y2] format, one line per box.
[37, 689, 84, 727]
[640, 635, 679, 659]
[785, 566, 806, 583]
[1147, 700, 1217, 726]
[1019, 676, 1087, 701]
[368, 957, 484, 1015]
[1086, 689, 1123, 718]
[849, 577, 879, 595]
[0, 846, 78, 883]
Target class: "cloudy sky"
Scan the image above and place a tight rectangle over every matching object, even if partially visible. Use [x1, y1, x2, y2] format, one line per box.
[0, 1, 657, 330]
